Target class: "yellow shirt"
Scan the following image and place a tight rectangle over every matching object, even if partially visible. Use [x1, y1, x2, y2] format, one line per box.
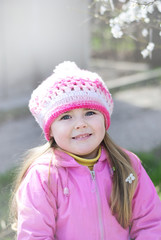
[65, 147, 101, 170]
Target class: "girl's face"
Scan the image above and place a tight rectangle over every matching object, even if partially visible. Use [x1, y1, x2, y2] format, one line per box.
[50, 108, 106, 159]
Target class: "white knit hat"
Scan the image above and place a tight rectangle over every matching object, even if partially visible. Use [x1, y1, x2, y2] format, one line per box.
[29, 61, 113, 140]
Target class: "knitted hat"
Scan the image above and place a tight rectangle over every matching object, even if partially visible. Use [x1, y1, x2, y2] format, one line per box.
[29, 61, 113, 141]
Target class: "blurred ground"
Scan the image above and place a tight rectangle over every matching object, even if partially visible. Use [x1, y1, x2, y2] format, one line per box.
[0, 59, 161, 173]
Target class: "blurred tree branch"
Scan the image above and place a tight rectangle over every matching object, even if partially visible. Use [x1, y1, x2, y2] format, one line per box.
[90, 0, 161, 58]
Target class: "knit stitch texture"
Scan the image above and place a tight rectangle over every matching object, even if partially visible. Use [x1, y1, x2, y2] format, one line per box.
[29, 61, 113, 140]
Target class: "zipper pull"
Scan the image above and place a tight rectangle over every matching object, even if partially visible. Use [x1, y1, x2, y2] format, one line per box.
[90, 170, 96, 192]
[90, 170, 95, 180]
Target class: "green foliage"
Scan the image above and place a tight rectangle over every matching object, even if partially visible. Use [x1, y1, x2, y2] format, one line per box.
[0, 169, 15, 188]
[0, 168, 16, 234]
[135, 145, 161, 196]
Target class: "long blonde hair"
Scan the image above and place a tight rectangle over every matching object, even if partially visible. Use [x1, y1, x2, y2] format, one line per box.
[10, 133, 137, 230]
[103, 133, 137, 228]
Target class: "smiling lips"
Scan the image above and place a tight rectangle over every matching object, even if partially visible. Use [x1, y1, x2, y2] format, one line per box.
[72, 133, 92, 140]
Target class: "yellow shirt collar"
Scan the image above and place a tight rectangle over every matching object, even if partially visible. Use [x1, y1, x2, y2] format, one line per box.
[65, 147, 101, 170]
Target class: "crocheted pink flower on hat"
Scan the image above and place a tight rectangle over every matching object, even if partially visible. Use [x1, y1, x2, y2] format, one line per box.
[29, 61, 113, 141]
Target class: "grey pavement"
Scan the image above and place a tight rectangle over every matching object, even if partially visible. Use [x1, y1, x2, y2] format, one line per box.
[0, 60, 161, 173]
[109, 85, 161, 152]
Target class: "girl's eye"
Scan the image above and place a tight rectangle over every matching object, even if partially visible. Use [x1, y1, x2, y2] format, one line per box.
[60, 115, 71, 120]
[85, 111, 96, 116]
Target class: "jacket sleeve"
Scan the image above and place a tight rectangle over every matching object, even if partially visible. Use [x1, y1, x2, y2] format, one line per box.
[16, 164, 58, 240]
[130, 155, 161, 239]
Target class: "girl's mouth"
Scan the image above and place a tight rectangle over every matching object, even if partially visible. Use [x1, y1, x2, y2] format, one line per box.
[72, 133, 92, 140]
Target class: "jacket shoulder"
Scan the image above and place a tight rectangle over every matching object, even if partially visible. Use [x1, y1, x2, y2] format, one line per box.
[22, 151, 59, 195]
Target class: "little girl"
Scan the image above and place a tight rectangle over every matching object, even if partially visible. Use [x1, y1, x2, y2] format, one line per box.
[11, 61, 161, 239]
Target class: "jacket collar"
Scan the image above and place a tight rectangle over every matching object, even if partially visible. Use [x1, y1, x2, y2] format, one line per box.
[53, 145, 109, 170]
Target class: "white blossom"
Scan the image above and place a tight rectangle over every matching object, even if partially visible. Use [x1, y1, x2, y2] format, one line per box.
[93, 0, 160, 58]
[141, 49, 149, 58]
[111, 25, 123, 38]
[141, 42, 155, 58]
[100, 5, 107, 15]
[147, 42, 155, 51]
[142, 28, 148, 37]
[144, 17, 150, 23]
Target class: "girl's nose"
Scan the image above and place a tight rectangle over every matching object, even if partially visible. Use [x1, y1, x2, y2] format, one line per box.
[74, 120, 87, 130]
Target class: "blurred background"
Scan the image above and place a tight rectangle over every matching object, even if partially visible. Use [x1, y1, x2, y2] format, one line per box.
[0, 0, 161, 238]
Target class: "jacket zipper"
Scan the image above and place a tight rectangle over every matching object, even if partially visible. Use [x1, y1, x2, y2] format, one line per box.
[90, 170, 104, 240]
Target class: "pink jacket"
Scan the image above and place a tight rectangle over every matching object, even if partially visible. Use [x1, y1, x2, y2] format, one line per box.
[17, 147, 161, 239]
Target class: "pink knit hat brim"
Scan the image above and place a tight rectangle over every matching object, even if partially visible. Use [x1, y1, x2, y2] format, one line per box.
[44, 102, 111, 141]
